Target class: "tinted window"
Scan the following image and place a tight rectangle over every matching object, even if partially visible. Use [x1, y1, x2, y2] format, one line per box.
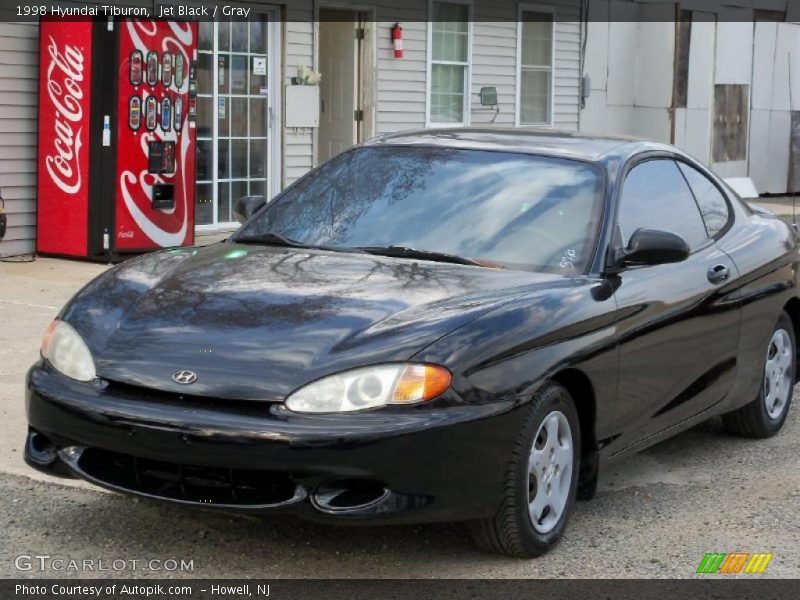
[618, 159, 708, 250]
[237, 147, 605, 273]
[677, 162, 730, 237]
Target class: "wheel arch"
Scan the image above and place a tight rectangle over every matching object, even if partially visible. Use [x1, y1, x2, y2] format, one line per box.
[550, 368, 599, 500]
[782, 297, 800, 382]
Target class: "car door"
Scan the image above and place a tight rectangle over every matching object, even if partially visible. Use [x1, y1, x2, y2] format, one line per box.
[611, 156, 741, 449]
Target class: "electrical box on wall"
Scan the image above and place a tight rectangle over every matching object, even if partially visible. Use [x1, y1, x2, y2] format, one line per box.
[285, 85, 320, 127]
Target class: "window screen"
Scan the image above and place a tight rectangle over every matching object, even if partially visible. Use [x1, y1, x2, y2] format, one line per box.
[519, 12, 553, 124]
[430, 2, 470, 124]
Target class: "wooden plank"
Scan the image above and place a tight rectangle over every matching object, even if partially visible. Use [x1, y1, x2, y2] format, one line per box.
[713, 84, 749, 163]
[791, 111, 800, 192]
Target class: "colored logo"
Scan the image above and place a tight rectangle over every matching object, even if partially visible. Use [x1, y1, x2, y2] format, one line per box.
[696, 552, 773, 574]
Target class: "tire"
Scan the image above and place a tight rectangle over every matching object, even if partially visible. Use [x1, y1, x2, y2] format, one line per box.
[723, 311, 796, 438]
[470, 382, 581, 558]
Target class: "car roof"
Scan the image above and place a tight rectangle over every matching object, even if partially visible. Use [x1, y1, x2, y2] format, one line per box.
[364, 127, 671, 162]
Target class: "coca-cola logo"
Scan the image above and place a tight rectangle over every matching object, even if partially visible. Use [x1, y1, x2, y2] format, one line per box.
[44, 35, 85, 195]
[120, 20, 193, 247]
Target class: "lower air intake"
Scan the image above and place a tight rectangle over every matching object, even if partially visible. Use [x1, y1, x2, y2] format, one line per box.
[77, 447, 299, 507]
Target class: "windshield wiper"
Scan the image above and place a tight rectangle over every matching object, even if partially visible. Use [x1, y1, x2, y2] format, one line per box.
[235, 232, 311, 248]
[358, 245, 482, 267]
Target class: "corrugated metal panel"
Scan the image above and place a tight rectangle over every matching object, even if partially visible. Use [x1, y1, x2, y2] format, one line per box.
[0, 21, 37, 258]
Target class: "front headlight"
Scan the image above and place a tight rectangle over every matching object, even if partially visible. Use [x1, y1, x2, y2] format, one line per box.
[284, 363, 452, 413]
[41, 319, 97, 382]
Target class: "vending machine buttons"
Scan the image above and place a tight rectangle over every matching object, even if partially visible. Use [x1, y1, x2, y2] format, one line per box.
[146, 51, 158, 87]
[145, 95, 157, 131]
[174, 53, 185, 89]
[161, 52, 173, 87]
[129, 50, 143, 86]
[174, 96, 183, 131]
[161, 97, 171, 131]
[129, 96, 142, 131]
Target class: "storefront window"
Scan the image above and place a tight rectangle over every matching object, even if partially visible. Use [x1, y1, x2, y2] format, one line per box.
[196, 17, 272, 227]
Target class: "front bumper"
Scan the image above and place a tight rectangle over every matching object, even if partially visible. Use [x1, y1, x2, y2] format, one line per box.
[25, 363, 526, 524]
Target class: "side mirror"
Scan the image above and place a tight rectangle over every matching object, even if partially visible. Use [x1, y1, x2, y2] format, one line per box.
[618, 228, 690, 268]
[234, 195, 266, 224]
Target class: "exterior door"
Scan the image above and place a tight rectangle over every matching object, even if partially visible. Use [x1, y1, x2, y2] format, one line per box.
[611, 157, 740, 450]
[318, 11, 358, 163]
[195, 14, 281, 229]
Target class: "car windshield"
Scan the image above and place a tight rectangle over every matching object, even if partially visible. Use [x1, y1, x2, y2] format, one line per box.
[234, 146, 605, 273]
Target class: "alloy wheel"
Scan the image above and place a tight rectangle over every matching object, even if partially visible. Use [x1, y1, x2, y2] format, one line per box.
[764, 328, 794, 420]
[527, 410, 573, 534]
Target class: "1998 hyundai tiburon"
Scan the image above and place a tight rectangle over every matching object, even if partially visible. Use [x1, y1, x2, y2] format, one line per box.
[25, 130, 799, 557]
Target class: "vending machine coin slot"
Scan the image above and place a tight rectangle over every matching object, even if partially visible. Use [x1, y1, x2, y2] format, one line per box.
[188, 62, 197, 124]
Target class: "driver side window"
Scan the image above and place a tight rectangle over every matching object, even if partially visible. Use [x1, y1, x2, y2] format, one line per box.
[618, 159, 708, 251]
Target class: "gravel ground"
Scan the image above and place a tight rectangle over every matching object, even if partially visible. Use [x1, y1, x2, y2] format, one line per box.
[2, 406, 799, 579]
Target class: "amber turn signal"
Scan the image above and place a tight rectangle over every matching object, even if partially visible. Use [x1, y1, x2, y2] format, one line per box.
[391, 364, 452, 404]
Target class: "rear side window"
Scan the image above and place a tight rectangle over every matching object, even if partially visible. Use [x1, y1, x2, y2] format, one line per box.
[676, 162, 731, 237]
[618, 159, 708, 250]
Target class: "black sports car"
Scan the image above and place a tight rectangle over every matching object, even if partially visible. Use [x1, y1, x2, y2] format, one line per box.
[25, 129, 798, 557]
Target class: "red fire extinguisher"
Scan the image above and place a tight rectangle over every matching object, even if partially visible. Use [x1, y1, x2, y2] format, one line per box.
[391, 23, 403, 58]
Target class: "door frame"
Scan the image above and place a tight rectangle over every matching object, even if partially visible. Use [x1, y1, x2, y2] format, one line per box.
[313, 3, 377, 167]
[195, 8, 282, 233]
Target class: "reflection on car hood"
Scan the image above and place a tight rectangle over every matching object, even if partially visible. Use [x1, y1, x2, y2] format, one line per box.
[62, 243, 569, 401]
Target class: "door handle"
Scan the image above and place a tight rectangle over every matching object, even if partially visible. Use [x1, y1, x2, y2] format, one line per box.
[707, 264, 730, 284]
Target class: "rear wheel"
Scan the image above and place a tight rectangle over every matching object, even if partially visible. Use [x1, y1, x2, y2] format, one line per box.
[723, 312, 795, 438]
[470, 382, 580, 557]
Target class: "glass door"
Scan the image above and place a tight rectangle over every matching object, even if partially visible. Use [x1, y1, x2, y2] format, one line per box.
[195, 14, 279, 228]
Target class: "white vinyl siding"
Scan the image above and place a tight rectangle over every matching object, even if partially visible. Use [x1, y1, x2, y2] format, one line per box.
[427, 0, 472, 126]
[470, 16, 517, 126]
[0, 22, 38, 258]
[283, 3, 314, 186]
[472, 1, 581, 130]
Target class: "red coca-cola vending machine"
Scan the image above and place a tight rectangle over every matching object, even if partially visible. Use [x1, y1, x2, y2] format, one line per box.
[37, 18, 198, 260]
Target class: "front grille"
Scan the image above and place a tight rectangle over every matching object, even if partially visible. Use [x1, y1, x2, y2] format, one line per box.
[102, 380, 274, 419]
[77, 448, 298, 507]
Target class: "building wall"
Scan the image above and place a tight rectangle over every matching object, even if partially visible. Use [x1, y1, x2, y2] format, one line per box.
[580, 0, 800, 194]
[0, 22, 38, 258]
[284, 0, 582, 185]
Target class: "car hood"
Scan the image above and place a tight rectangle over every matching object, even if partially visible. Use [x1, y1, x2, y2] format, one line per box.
[62, 243, 568, 401]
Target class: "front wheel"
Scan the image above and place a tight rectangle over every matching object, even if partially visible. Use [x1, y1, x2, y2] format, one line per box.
[470, 382, 580, 557]
[723, 311, 795, 438]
